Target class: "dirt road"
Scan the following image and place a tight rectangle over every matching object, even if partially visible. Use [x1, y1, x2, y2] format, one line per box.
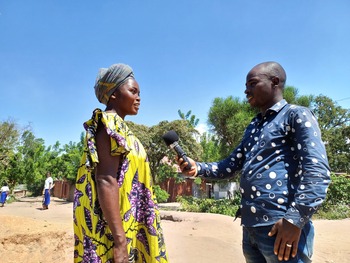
[0, 197, 349, 262]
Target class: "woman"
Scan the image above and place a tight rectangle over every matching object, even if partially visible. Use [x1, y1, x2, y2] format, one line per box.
[0, 183, 10, 207]
[73, 64, 168, 263]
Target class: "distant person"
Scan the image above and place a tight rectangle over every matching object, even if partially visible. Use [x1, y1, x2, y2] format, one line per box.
[0, 183, 10, 207]
[42, 172, 53, 210]
[73, 63, 168, 263]
[177, 61, 331, 262]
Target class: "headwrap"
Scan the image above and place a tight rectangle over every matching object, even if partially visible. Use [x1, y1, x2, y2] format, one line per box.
[94, 63, 134, 105]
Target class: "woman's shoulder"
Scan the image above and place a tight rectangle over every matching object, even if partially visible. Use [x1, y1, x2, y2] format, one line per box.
[85, 108, 129, 132]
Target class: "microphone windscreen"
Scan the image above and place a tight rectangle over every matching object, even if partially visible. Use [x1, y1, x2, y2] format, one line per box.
[162, 130, 179, 146]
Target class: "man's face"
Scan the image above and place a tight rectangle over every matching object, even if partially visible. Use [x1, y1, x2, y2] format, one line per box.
[245, 67, 277, 113]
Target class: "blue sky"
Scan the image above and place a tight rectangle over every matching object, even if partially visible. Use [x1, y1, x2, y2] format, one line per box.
[1, 1, 349, 147]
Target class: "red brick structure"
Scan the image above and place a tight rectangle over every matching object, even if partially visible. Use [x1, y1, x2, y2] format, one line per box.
[52, 180, 75, 201]
[159, 177, 208, 202]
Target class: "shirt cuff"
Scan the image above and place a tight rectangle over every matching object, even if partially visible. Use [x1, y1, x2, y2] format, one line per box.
[195, 162, 205, 176]
[284, 207, 310, 229]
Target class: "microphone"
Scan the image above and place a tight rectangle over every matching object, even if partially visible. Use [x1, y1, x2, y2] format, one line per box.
[162, 130, 192, 170]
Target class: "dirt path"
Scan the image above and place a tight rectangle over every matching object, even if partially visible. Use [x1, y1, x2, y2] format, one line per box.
[0, 197, 349, 262]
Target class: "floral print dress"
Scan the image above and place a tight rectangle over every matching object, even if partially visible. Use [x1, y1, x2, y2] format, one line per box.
[73, 109, 168, 263]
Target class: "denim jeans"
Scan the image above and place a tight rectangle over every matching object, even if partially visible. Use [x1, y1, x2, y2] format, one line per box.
[242, 221, 314, 263]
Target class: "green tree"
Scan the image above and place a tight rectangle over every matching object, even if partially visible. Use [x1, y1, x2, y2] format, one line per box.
[199, 132, 221, 162]
[207, 96, 256, 158]
[0, 119, 21, 185]
[312, 95, 350, 172]
[59, 133, 85, 182]
[127, 119, 202, 184]
[283, 86, 313, 107]
[178, 110, 199, 128]
[17, 130, 47, 195]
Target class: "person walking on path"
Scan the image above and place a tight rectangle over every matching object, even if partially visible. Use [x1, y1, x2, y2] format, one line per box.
[177, 61, 331, 263]
[0, 183, 10, 207]
[42, 172, 53, 210]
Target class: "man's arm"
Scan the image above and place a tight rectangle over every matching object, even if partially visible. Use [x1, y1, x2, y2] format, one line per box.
[178, 145, 244, 180]
[195, 143, 245, 180]
[284, 107, 331, 227]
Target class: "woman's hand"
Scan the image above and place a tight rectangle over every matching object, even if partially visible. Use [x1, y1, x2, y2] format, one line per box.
[113, 240, 128, 263]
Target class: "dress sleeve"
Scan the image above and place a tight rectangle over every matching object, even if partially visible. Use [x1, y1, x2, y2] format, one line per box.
[83, 109, 131, 170]
[100, 111, 131, 156]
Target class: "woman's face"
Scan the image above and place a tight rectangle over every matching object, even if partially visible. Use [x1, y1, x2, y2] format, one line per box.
[113, 78, 141, 119]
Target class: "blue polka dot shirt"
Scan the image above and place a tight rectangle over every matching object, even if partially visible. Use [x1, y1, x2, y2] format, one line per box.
[196, 99, 331, 228]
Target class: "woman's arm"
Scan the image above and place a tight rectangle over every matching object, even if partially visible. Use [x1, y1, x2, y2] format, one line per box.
[95, 125, 128, 262]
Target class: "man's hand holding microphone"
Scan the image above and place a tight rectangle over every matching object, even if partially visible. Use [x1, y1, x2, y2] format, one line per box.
[162, 130, 198, 177]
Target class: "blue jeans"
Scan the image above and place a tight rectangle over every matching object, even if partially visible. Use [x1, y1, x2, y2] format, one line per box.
[242, 221, 314, 263]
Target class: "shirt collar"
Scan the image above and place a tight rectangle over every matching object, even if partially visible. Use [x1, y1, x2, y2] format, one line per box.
[257, 99, 288, 119]
[269, 99, 288, 112]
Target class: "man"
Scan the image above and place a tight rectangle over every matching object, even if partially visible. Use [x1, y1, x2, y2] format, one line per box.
[42, 172, 54, 210]
[178, 61, 331, 262]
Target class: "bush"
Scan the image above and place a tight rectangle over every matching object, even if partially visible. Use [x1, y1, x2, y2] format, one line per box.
[324, 174, 350, 205]
[315, 173, 350, 219]
[177, 195, 240, 217]
[153, 185, 170, 203]
[315, 202, 350, 220]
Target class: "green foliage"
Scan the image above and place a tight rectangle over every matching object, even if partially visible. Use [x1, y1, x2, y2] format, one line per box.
[156, 163, 183, 184]
[315, 203, 350, 220]
[312, 95, 350, 173]
[0, 119, 21, 189]
[153, 184, 170, 203]
[199, 132, 221, 162]
[193, 176, 202, 185]
[177, 195, 240, 217]
[315, 174, 350, 219]
[321, 174, 350, 206]
[207, 96, 256, 158]
[128, 119, 202, 184]
[178, 109, 199, 128]
[0, 119, 85, 196]
[283, 86, 313, 107]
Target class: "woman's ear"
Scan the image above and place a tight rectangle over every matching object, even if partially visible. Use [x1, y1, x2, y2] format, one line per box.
[109, 90, 118, 100]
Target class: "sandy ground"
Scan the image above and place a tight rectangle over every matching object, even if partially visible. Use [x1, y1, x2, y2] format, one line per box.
[0, 197, 349, 263]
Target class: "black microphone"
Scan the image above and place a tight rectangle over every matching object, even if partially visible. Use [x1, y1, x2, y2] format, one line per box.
[162, 130, 192, 170]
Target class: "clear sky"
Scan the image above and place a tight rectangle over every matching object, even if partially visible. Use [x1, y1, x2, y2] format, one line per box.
[1, 1, 350, 147]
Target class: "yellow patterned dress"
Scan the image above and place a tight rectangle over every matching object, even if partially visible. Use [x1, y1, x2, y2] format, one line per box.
[73, 109, 168, 263]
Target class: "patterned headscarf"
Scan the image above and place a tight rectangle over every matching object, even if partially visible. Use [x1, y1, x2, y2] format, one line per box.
[94, 63, 134, 105]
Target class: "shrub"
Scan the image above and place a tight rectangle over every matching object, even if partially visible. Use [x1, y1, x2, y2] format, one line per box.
[315, 173, 350, 219]
[153, 185, 170, 203]
[177, 195, 240, 217]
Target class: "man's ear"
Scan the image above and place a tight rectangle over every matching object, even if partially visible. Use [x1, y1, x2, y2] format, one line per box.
[271, 76, 280, 85]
